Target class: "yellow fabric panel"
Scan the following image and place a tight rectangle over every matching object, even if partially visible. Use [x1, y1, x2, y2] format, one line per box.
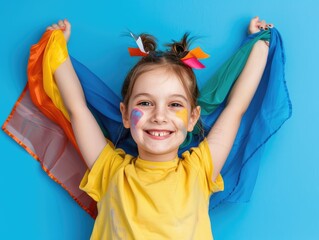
[43, 30, 70, 121]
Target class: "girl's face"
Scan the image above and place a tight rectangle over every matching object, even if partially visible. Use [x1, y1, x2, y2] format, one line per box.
[120, 67, 200, 162]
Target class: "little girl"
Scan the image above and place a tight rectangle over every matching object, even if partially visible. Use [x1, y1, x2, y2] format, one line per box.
[44, 17, 270, 239]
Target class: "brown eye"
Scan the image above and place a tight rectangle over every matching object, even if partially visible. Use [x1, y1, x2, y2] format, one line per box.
[138, 101, 152, 107]
[170, 102, 183, 108]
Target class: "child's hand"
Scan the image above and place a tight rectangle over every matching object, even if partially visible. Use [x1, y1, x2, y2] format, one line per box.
[46, 19, 71, 43]
[248, 16, 274, 34]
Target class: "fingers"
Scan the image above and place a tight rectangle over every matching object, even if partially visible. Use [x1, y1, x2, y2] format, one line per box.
[46, 19, 71, 42]
[258, 19, 274, 31]
[46, 19, 71, 32]
[259, 20, 267, 30]
[251, 16, 259, 25]
[248, 16, 274, 34]
[46, 23, 59, 31]
[58, 20, 66, 30]
[248, 16, 261, 34]
[64, 19, 71, 33]
[267, 23, 274, 29]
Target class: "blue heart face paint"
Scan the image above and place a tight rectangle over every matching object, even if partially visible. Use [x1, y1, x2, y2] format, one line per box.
[130, 108, 144, 127]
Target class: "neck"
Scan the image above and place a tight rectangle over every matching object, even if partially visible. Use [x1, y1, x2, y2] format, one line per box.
[137, 148, 178, 162]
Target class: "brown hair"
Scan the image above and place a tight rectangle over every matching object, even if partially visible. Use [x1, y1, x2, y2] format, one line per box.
[121, 33, 199, 109]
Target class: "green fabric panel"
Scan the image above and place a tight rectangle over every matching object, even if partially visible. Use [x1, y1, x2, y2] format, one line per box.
[198, 30, 271, 115]
[180, 30, 270, 148]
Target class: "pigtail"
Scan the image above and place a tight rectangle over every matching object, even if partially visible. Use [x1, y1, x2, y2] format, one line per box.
[139, 34, 157, 52]
[166, 32, 194, 58]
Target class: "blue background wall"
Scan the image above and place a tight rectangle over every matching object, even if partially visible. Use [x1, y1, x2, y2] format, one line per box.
[1, 0, 318, 239]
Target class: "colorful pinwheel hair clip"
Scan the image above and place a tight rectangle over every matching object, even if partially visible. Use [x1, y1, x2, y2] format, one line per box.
[128, 32, 149, 57]
[128, 32, 210, 69]
[180, 47, 210, 69]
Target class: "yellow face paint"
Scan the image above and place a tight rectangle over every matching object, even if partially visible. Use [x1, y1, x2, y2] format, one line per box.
[175, 109, 188, 128]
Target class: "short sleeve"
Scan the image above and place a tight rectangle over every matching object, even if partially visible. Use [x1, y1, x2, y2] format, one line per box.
[182, 139, 224, 196]
[79, 144, 127, 202]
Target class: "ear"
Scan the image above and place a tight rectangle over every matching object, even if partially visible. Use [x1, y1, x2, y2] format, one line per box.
[187, 106, 201, 132]
[120, 102, 130, 129]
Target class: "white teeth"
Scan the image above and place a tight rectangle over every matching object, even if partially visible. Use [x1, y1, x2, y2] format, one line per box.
[149, 131, 169, 137]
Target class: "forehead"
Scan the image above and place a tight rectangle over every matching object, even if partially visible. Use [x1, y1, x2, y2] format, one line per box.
[131, 67, 188, 98]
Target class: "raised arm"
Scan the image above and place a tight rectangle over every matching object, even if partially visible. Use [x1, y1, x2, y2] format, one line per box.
[48, 20, 107, 169]
[207, 17, 271, 180]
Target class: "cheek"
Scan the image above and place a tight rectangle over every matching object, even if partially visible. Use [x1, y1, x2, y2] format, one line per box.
[175, 109, 188, 128]
[130, 108, 144, 127]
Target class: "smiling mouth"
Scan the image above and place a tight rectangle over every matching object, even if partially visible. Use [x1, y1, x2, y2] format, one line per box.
[146, 130, 173, 137]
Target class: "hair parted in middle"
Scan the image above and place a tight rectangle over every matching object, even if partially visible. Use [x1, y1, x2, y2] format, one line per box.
[121, 32, 199, 110]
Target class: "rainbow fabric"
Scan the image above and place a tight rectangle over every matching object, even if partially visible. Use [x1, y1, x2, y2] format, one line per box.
[2, 28, 291, 219]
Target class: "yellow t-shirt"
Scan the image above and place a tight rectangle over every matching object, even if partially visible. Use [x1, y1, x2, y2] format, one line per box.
[80, 139, 224, 240]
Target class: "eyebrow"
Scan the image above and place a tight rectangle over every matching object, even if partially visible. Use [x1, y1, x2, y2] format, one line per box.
[132, 93, 188, 102]
[170, 94, 188, 102]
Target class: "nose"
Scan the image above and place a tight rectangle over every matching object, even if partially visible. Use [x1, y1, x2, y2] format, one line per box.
[152, 105, 167, 124]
